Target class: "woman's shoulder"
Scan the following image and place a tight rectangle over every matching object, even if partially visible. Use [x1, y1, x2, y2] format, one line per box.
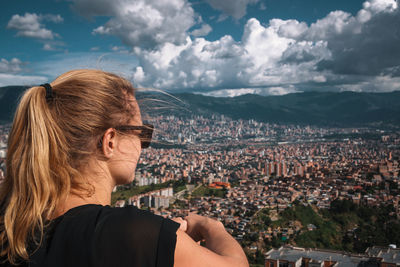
[55, 203, 179, 236]
[94, 205, 166, 232]
[96, 205, 179, 236]
[88, 205, 180, 267]
[50, 204, 177, 253]
[58, 204, 162, 224]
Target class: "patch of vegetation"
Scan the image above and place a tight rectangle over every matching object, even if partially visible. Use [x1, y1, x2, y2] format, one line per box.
[191, 185, 227, 198]
[327, 199, 400, 252]
[256, 200, 400, 254]
[252, 208, 272, 231]
[281, 204, 324, 228]
[111, 179, 187, 204]
[246, 250, 265, 266]
[173, 179, 187, 193]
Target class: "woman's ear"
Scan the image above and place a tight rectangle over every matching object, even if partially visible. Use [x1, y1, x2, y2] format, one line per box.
[101, 128, 117, 158]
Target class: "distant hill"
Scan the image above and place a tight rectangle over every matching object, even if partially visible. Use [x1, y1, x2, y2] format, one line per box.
[173, 91, 400, 127]
[0, 86, 28, 123]
[1, 86, 400, 127]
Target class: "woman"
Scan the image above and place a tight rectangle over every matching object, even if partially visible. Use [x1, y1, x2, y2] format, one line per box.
[0, 70, 248, 267]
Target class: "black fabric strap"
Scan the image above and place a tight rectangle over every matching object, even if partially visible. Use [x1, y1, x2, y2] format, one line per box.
[40, 83, 53, 101]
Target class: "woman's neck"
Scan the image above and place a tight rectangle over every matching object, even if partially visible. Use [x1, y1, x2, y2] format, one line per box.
[52, 160, 115, 219]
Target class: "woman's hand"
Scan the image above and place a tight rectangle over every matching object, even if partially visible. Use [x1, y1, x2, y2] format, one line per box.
[172, 217, 188, 231]
[174, 213, 249, 267]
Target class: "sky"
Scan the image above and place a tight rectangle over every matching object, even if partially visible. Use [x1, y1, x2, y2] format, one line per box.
[1, 0, 400, 96]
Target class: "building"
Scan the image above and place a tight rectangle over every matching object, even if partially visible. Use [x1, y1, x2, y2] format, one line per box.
[365, 246, 400, 267]
[127, 188, 173, 209]
[265, 246, 400, 267]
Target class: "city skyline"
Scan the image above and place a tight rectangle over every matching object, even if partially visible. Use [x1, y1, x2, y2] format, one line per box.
[0, 110, 399, 264]
[1, 0, 400, 96]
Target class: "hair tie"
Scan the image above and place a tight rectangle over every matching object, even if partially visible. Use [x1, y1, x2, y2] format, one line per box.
[40, 83, 53, 101]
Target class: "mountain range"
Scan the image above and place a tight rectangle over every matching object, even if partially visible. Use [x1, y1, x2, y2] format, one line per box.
[1, 86, 400, 127]
[171, 91, 400, 127]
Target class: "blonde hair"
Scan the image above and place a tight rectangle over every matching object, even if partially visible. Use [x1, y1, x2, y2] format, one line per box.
[0, 69, 137, 264]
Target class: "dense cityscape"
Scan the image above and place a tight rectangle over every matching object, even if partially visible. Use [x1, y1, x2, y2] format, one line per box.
[0, 114, 399, 266]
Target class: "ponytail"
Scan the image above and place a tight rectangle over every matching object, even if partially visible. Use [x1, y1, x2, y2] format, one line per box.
[0, 85, 74, 264]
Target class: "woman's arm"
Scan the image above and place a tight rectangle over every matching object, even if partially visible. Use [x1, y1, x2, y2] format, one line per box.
[174, 214, 249, 267]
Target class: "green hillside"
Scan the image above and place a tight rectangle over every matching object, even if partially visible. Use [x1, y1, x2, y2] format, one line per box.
[0, 86, 28, 123]
[247, 200, 400, 253]
[175, 91, 400, 126]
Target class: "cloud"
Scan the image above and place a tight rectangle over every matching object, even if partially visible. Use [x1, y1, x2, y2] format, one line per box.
[67, 0, 400, 94]
[131, 35, 250, 90]
[130, 17, 329, 91]
[199, 86, 299, 97]
[0, 58, 24, 73]
[31, 52, 139, 81]
[43, 44, 56, 51]
[280, 40, 330, 64]
[0, 52, 141, 87]
[363, 0, 398, 14]
[0, 73, 47, 87]
[190, 24, 212, 37]
[267, 86, 300, 95]
[111, 46, 129, 53]
[274, 19, 308, 39]
[300, 0, 400, 76]
[201, 88, 259, 97]
[7, 13, 63, 39]
[42, 14, 64, 23]
[130, 0, 400, 94]
[71, 0, 197, 50]
[217, 14, 229, 22]
[70, 0, 115, 18]
[205, 0, 259, 19]
[339, 76, 400, 92]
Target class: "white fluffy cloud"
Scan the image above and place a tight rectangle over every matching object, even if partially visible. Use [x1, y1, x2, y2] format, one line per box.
[131, 17, 331, 91]
[205, 0, 260, 19]
[71, 0, 197, 50]
[0, 73, 47, 87]
[363, 0, 398, 14]
[131, 35, 250, 90]
[68, 0, 400, 94]
[200, 86, 299, 97]
[126, 0, 400, 94]
[7, 13, 63, 39]
[300, 0, 400, 76]
[190, 24, 212, 37]
[0, 58, 24, 73]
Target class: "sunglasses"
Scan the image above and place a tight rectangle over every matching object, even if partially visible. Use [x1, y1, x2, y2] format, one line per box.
[98, 124, 154, 149]
[115, 124, 154, 149]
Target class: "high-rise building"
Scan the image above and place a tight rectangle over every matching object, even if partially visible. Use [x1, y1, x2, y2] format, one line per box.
[276, 162, 283, 177]
[282, 161, 287, 177]
[269, 162, 275, 175]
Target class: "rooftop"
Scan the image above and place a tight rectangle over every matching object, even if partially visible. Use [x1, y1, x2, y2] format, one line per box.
[266, 246, 400, 267]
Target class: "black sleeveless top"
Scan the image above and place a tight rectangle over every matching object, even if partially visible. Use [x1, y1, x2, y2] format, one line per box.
[1, 204, 180, 267]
